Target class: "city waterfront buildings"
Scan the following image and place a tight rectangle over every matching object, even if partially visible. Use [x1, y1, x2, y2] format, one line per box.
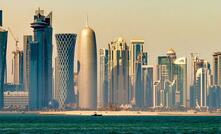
[55, 33, 77, 109]
[29, 8, 53, 110]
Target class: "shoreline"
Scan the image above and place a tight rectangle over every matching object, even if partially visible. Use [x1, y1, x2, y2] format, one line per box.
[0, 111, 221, 116]
[38, 111, 221, 116]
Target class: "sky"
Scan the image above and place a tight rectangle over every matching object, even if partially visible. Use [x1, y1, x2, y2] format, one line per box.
[1, 0, 221, 83]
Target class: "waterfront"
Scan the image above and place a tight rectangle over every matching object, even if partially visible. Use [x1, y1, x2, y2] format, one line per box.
[0, 114, 220, 133]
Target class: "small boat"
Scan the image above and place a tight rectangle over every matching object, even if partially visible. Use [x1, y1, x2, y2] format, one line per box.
[92, 112, 103, 116]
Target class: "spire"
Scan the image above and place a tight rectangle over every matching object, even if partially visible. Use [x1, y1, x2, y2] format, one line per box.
[85, 14, 88, 27]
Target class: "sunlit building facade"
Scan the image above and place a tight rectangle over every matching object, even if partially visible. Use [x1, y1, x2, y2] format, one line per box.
[108, 37, 129, 106]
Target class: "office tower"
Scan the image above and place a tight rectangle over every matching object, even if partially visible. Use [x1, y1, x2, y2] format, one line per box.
[55, 33, 77, 109]
[164, 80, 176, 107]
[0, 10, 7, 108]
[0, 10, 2, 26]
[195, 61, 212, 108]
[54, 57, 59, 103]
[213, 52, 221, 86]
[12, 50, 24, 85]
[174, 57, 187, 107]
[29, 8, 53, 110]
[78, 23, 97, 110]
[108, 37, 129, 106]
[142, 65, 154, 107]
[135, 54, 143, 108]
[23, 35, 32, 91]
[98, 49, 109, 109]
[208, 86, 221, 109]
[189, 56, 205, 107]
[129, 40, 144, 102]
[153, 81, 161, 107]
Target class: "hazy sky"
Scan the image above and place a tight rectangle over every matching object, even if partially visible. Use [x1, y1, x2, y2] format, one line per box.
[1, 0, 221, 83]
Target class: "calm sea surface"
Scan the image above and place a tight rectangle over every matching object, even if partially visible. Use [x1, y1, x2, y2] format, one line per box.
[0, 114, 220, 134]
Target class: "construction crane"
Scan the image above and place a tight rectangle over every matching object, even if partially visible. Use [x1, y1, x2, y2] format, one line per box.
[8, 27, 19, 50]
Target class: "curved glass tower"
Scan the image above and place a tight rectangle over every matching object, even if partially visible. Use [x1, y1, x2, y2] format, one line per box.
[55, 33, 77, 109]
[78, 25, 97, 110]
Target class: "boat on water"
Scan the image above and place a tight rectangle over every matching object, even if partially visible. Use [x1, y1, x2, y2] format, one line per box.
[92, 112, 103, 116]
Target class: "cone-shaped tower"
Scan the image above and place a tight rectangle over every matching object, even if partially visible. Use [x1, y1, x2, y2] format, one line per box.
[78, 20, 97, 110]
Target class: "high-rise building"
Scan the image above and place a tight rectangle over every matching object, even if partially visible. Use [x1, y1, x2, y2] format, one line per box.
[213, 52, 221, 86]
[29, 8, 53, 110]
[98, 49, 109, 109]
[23, 35, 32, 92]
[12, 50, 24, 85]
[108, 37, 129, 106]
[135, 54, 143, 108]
[0, 10, 7, 109]
[78, 23, 97, 110]
[208, 86, 221, 109]
[0, 10, 2, 26]
[54, 57, 59, 103]
[195, 62, 212, 108]
[129, 40, 144, 103]
[174, 57, 187, 107]
[55, 33, 77, 109]
[142, 65, 154, 107]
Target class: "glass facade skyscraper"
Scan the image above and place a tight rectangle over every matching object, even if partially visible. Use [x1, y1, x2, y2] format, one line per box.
[55, 33, 77, 109]
[29, 9, 53, 110]
[23, 35, 32, 92]
[108, 37, 129, 106]
[98, 49, 109, 109]
[0, 10, 7, 109]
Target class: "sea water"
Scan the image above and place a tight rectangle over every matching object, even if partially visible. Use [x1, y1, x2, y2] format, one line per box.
[0, 114, 220, 133]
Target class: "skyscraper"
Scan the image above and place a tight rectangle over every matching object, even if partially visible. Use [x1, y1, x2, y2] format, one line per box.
[98, 49, 109, 109]
[0, 10, 7, 108]
[195, 61, 212, 108]
[29, 8, 53, 110]
[55, 33, 77, 109]
[23, 35, 32, 91]
[12, 50, 24, 85]
[142, 65, 154, 107]
[78, 23, 97, 110]
[108, 37, 129, 106]
[129, 40, 144, 102]
[0, 10, 2, 26]
[174, 57, 187, 107]
[213, 52, 221, 86]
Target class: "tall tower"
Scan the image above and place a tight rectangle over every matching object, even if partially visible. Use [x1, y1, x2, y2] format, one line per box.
[78, 22, 97, 110]
[98, 49, 109, 109]
[213, 52, 221, 86]
[108, 37, 129, 106]
[12, 50, 24, 85]
[0, 10, 7, 108]
[55, 33, 77, 109]
[23, 35, 32, 91]
[29, 8, 53, 110]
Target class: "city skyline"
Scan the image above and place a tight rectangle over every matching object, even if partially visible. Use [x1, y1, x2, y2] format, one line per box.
[1, 0, 221, 83]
